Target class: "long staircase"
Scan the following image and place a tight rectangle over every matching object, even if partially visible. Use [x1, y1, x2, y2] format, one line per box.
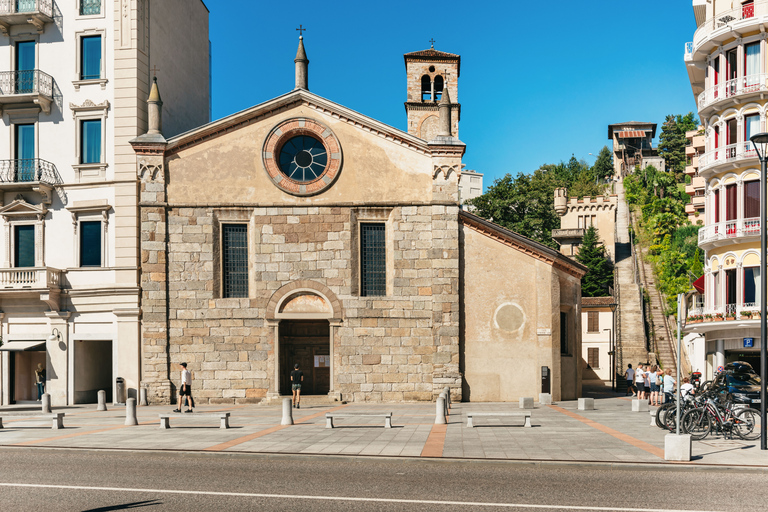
[614, 180, 650, 384]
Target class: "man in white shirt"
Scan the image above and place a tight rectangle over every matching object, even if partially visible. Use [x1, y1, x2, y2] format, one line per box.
[173, 362, 194, 413]
[624, 364, 635, 396]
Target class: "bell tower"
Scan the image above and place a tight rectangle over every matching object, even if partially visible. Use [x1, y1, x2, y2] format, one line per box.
[404, 42, 461, 140]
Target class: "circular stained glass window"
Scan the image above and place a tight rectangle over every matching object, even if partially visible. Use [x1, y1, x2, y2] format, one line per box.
[278, 135, 328, 182]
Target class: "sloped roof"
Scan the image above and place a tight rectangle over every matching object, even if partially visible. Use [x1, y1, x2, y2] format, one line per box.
[608, 122, 657, 139]
[404, 48, 461, 76]
[582, 296, 617, 307]
[459, 211, 588, 279]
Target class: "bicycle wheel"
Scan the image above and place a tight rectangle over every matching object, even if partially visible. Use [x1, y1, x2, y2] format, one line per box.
[682, 408, 712, 440]
[665, 405, 684, 432]
[734, 408, 760, 441]
[656, 402, 674, 429]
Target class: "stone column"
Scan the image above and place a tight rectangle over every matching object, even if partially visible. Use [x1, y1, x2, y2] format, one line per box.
[328, 319, 342, 401]
[266, 319, 280, 399]
[45, 311, 71, 406]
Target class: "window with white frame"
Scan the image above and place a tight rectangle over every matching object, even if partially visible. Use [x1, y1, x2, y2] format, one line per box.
[79, 220, 102, 267]
[74, 30, 107, 90]
[70, 100, 109, 182]
[80, 0, 101, 16]
[80, 119, 101, 164]
[67, 201, 109, 268]
[0, 200, 46, 269]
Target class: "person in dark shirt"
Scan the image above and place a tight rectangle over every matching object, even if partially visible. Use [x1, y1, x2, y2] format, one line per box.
[291, 363, 304, 409]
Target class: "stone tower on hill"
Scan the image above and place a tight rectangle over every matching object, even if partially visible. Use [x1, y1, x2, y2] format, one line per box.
[404, 44, 461, 140]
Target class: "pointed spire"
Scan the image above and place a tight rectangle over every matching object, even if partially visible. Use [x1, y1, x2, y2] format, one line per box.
[294, 35, 309, 90]
[147, 76, 163, 135]
[438, 76, 451, 137]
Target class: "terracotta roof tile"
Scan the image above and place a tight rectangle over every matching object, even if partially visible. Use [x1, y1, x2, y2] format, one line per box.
[582, 296, 617, 306]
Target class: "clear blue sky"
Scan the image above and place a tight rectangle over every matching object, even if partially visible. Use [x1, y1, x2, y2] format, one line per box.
[208, 0, 698, 190]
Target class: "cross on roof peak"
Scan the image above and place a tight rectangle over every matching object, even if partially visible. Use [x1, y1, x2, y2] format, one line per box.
[296, 24, 306, 38]
[151, 65, 159, 78]
[429, 38, 435, 48]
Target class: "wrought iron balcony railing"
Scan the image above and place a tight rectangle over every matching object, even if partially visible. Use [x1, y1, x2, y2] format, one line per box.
[0, 69, 52, 97]
[697, 74, 768, 111]
[0, 158, 61, 185]
[0, 0, 53, 16]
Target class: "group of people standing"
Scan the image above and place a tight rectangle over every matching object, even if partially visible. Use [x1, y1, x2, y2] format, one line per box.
[624, 363, 683, 405]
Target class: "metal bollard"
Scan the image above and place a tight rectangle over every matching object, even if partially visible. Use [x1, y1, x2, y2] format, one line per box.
[97, 390, 108, 411]
[140, 387, 148, 406]
[443, 386, 451, 409]
[281, 398, 294, 425]
[41, 393, 51, 413]
[125, 398, 138, 426]
[435, 396, 446, 425]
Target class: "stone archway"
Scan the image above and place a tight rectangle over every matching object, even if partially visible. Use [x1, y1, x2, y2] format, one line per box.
[266, 281, 343, 399]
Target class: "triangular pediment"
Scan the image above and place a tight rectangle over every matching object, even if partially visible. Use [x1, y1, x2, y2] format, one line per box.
[165, 89, 430, 156]
[0, 198, 46, 218]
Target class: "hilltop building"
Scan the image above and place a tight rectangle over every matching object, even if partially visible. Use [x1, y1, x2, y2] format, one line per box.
[608, 122, 664, 178]
[131, 39, 587, 405]
[552, 188, 618, 263]
[682, 0, 764, 377]
[0, 0, 210, 405]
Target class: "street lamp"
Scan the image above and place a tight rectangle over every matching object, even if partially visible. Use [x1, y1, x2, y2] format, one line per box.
[604, 328, 613, 392]
[749, 132, 768, 451]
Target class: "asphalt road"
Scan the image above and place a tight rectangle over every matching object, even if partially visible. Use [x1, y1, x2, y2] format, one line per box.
[0, 448, 763, 511]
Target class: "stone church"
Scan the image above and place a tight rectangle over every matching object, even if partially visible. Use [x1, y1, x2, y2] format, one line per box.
[131, 38, 586, 405]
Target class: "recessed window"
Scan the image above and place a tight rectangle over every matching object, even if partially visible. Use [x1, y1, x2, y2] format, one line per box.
[14, 225, 35, 268]
[222, 224, 248, 298]
[587, 311, 599, 333]
[79, 221, 101, 267]
[81, 35, 102, 80]
[360, 223, 386, 296]
[587, 347, 599, 369]
[81, 119, 102, 164]
[80, 0, 101, 15]
[15, 40, 35, 94]
[14, 123, 35, 182]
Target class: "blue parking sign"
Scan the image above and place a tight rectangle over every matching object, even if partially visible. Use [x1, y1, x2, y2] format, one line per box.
[744, 337, 754, 348]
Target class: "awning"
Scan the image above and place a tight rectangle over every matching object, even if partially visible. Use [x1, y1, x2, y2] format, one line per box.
[693, 275, 705, 294]
[0, 341, 45, 351]
[617, 131, 647, 138]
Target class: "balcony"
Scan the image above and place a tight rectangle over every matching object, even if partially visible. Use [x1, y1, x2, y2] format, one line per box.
[698, 217, 761, 246]
[0, 158, 61, 204]
[692, 194, 705, 208]
[685, 203, 696, 214]
[692, 0, 768, 52]
[0, 0, 55, 34]
[551, 228, 585, 242]
[685, 304, 762, 334]
[698, 141, 757, 176]
[0, 69, 53, 114]
[697, 74, 768, 113]
[0, 266, 62, 310]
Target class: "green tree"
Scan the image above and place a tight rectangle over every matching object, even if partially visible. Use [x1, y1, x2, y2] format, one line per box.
[658, 112, 699, 182]
[591, 146, 614, 182]
[575, 226, 614, 297]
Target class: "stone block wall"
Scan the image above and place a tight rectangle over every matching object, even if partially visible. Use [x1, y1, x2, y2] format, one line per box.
[147, 203, 462, 404]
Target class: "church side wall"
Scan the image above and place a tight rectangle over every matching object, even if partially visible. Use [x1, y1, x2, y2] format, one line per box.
[152, 204, 460, 404]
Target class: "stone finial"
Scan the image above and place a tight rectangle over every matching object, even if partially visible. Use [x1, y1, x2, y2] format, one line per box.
[554, 187, 567, 216]
[295, 36, 309, 90]
[438, 81, 451, 137]
[147, 77, 163, 135]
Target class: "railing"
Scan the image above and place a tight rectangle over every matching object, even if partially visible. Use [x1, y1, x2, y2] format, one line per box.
[693, 0, 768, 49]
[79, 0, 99, 15]
[0, 0, 53, 16]
[697, 74, 767, 110]
[0, 159, 61, 185]
[0, 267, 60, 289]
[695, 304, 762, 319]
[0, 69, 52, 97]
[698, 141, 757, 171]
[698, 217, 761, 244]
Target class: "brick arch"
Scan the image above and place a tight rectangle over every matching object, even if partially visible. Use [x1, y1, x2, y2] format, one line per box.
[266, 280, 343, 320]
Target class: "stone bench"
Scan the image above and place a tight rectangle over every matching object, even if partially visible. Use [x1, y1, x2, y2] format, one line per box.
[159, 412, 230, 429]
[0, 413, 65, 430]
[466, 411, 531, 428]
[325, 412, 392, 429]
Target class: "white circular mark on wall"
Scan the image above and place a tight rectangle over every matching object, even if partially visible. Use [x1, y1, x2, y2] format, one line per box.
[493, 303, 525, 332]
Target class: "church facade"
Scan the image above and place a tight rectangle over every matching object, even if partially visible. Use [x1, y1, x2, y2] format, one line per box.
[132, 39, 586, 405]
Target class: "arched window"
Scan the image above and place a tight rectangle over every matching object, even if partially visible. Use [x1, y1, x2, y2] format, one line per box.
[434, 75, 444, 101]
[421, 75, 431, 101]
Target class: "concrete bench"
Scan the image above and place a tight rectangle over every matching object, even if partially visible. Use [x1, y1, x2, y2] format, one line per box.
[466, 411, 531, 428]
[159, 412, 230, 429]
[325, 412, 392, 429]
[0, 413, 65, 430]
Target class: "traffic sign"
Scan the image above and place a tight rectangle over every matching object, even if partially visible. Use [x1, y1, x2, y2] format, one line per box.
[717, 365, 724, 373]
[744, 337, 754, 348]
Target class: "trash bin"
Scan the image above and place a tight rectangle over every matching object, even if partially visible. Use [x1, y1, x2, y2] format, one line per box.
[115, 377, 125, 404]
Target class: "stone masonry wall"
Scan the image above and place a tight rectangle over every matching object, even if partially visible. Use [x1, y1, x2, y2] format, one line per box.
[160, 204, 461, 404]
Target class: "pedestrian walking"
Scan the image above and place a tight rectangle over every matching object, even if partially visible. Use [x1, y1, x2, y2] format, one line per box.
[663, 369, 676, 404]
[648, 365, 662, 406]
[34, 363, 45, 401]
[624, 364, 635, 396]
[635, 363, 646, 401]
[174, 362, 194, 413]
[291, 363, 304, 409]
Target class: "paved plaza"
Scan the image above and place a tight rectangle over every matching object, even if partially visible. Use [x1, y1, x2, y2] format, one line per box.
[0, 395, 765, 469]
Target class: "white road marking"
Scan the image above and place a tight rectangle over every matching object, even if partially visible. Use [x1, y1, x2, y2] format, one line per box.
[0, 482, 722, 512]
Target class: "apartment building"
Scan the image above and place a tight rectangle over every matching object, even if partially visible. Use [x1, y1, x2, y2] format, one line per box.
[684, 126, 706, 224]
[0, 0, 209, 405]
[683, 0, 764, 378]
